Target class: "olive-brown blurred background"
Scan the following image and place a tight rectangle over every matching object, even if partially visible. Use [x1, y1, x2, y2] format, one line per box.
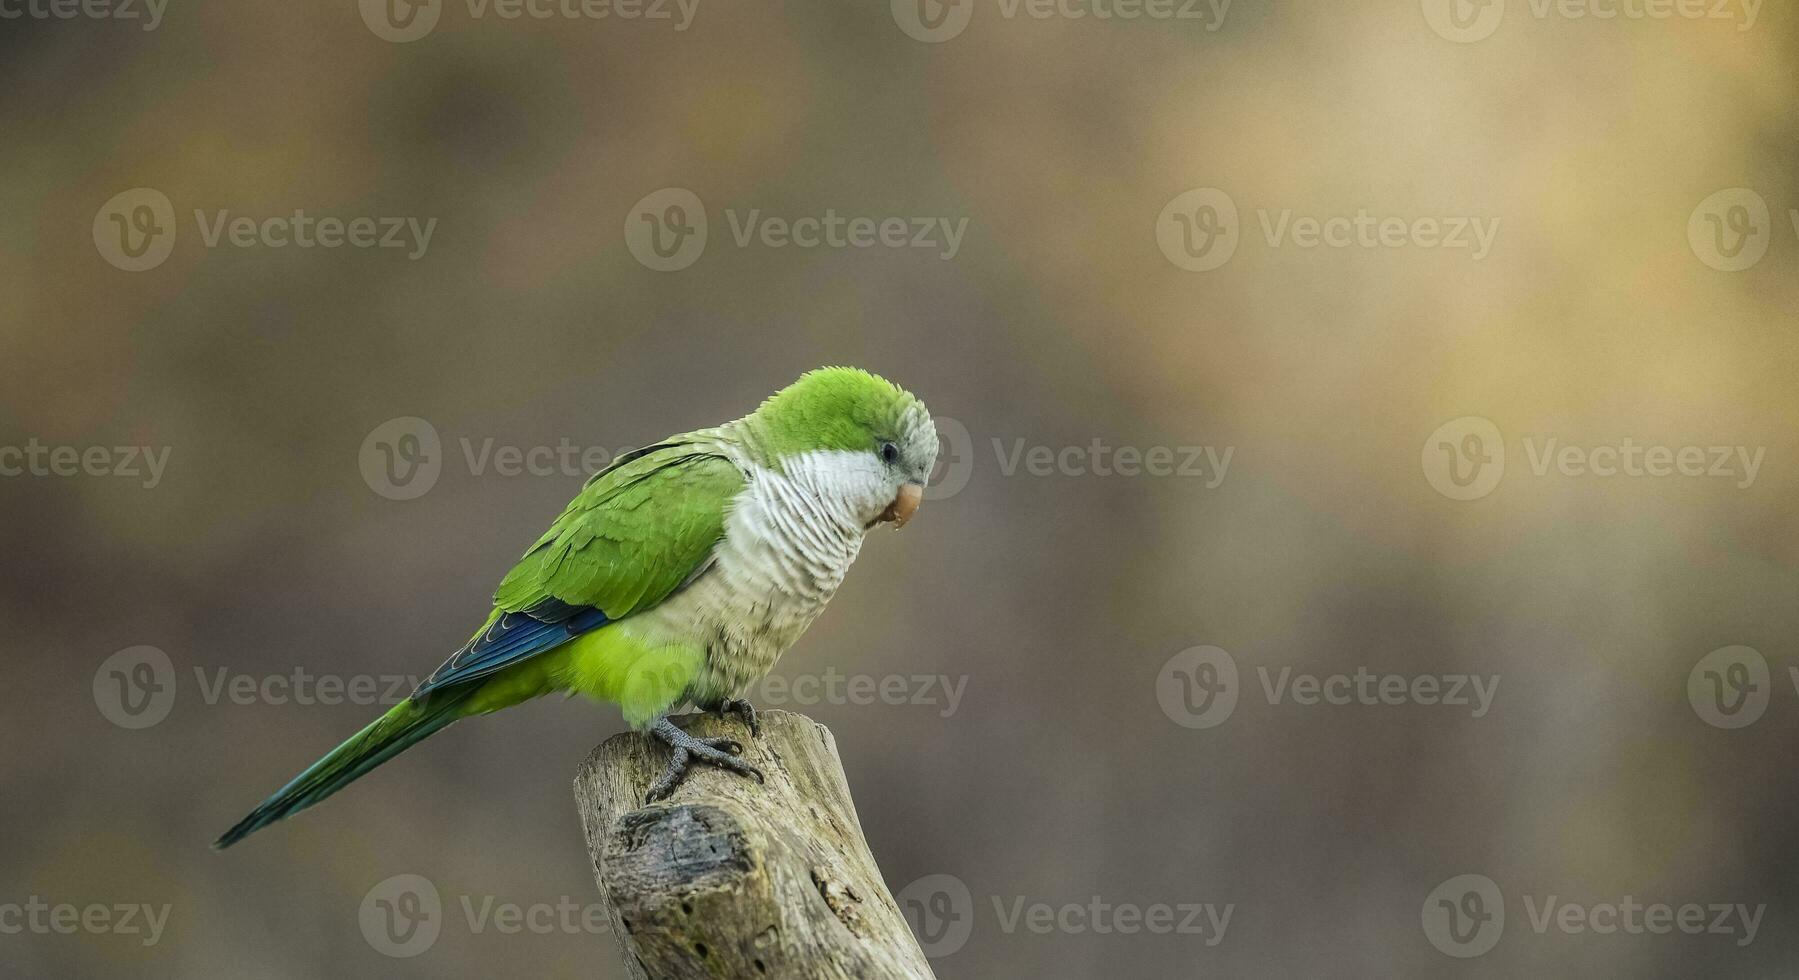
[6, 1, 1799, 977]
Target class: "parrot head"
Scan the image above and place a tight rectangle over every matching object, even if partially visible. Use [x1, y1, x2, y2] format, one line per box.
[747, 367, 938, 530]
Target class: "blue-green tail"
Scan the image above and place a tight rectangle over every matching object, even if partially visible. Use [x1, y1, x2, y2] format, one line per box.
[213, 690, 472, 849]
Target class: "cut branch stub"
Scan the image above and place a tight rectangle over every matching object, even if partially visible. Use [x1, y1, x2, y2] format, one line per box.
[574, 709, 936, 980]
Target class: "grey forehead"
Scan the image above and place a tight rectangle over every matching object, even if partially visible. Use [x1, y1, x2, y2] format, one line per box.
[900, 406, 938, 455]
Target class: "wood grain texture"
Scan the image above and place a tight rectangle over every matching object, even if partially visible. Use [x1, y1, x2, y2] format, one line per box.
[574, 709, 936, 980]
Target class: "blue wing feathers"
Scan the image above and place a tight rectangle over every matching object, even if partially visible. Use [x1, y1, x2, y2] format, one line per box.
[411, 603, 609, 698]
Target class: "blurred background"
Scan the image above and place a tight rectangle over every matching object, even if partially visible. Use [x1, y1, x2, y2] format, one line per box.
[5, 1, 1799, 976]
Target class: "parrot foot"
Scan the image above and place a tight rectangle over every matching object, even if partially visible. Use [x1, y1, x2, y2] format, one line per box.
[711, 697, 760, 738]
[645, 717, 764, 803]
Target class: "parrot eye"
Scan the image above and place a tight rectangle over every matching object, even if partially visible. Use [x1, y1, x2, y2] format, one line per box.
[879, 441, 900, 465]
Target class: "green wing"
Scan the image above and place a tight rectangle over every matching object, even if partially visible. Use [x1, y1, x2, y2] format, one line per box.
[411, 434, 744, 697]
[495, 435, 744, 615]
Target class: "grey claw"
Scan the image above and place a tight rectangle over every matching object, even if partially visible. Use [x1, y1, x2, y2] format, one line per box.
[645, 718, 765, 801]
[720, 698, 761, 738]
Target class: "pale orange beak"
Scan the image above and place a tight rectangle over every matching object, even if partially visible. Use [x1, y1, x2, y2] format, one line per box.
[879, 482, 924, 528]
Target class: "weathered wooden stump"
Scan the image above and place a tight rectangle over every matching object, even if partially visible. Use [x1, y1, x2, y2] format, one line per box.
[574, 709, 936, 980]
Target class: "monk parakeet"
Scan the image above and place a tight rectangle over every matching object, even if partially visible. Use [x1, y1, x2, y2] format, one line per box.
[216, 367, 935, 848]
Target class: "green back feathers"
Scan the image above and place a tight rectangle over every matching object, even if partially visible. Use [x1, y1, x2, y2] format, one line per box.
[745, 367, 927, 465]
[492, 440, 744, 617]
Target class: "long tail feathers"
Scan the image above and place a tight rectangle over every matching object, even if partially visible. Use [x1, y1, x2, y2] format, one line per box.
[213, 690, 472, 849]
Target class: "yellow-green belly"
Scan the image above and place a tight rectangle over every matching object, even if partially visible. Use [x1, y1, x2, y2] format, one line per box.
[463, 624, 704, 729]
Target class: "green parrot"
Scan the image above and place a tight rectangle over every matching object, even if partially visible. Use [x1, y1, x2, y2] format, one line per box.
[216, 367, 936, 848]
